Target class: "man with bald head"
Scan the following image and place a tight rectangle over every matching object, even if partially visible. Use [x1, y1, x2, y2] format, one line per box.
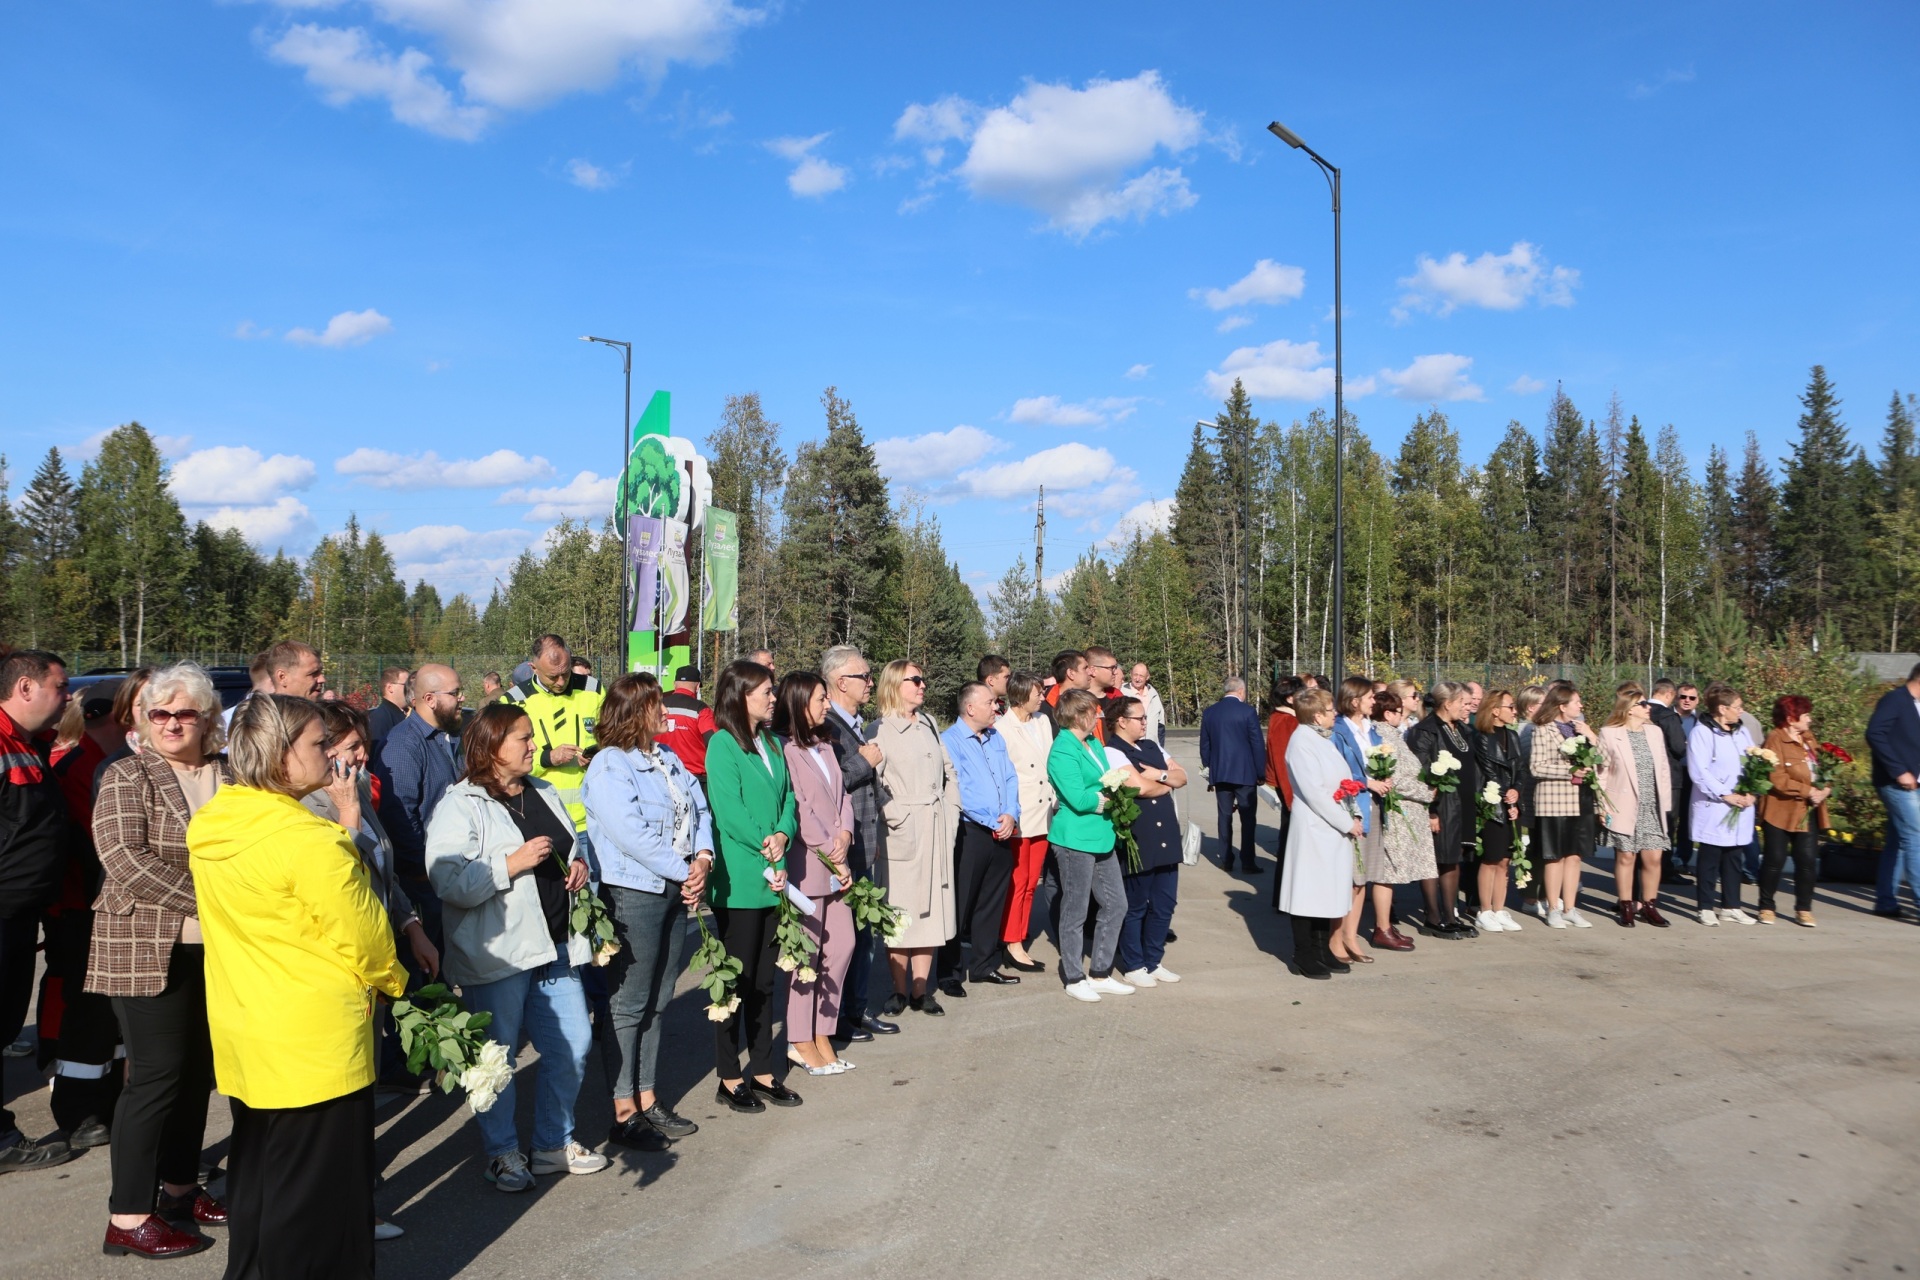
[373, 662, 465, 952]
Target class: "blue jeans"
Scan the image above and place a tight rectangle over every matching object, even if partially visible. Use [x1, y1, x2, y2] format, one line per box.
[1876, 784, 1920, 913]
[601, 885, 686, 1099]
[462, 945, 591, 1158]
[1117, 865, 1179, 974]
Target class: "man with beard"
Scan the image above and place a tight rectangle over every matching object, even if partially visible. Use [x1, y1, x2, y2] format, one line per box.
[373, 662, 465, 958]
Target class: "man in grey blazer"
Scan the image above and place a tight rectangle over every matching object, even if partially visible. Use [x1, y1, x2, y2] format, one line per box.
[820, 644, 900, 1041]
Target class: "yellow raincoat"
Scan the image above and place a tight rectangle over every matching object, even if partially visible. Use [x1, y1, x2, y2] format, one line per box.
[188, 785, 406, 1108]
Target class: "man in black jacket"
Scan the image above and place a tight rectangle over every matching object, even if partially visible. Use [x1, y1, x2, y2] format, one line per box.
[819, 644, 899, 1041]
[0, 649, 80, 1174]
[1647, 679, 1692, 884]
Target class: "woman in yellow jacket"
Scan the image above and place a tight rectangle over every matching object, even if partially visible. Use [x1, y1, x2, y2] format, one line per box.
[188, 695, 405, 1280]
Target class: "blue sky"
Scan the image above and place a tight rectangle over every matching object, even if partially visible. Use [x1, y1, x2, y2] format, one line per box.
[4, 1, 1916, 602]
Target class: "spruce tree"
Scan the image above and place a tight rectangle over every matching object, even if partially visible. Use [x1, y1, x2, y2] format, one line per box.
[1730, 433, 1779, 622]
[1701, 444, 1735, 600]
[1873, 392, 1920, 648]
[777, 387, 898, 663]
[77, 423, 189, 664]
[1776, 365, 1865, 634]
[19, 448, 79, 563]
[1480, 422, 1542, 663]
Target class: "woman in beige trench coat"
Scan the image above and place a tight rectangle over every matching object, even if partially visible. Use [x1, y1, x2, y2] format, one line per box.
[865, 659, 960, 1016]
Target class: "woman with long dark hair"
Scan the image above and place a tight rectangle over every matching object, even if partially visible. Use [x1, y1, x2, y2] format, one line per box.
[704, 660, 803, 1110]
[1468, 689, 1526, 933]
[1528, 681, 1598, 929]
[1406, 680, 1482, 938]
[426, 703, 604, 1190]
[1757, 695, 1830, 927]
[773, 671, 857, 1075]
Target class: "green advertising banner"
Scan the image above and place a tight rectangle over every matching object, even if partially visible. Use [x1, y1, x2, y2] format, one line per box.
[702, 508, 739, 632]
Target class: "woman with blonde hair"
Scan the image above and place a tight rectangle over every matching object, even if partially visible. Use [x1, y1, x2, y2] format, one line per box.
[1597, 685, 1673, 928]
[89, 663, 231, 1260]
[188, 693, 407, 1277]
[1528, 681, 1598, 928]
[1280, 688, 1363, 979]
[1359, 688, 1432, 953]
[866, 659, 958, 1015]
[1468, 689, 1527, 933]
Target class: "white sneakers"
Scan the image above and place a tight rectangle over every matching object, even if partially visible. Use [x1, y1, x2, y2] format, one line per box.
[531, 1142, 608, 1177]
[1496, 910, 1523, 931]
[1546, 908, 1568, 929]
[1064, 980, 1102, 1002]
[1563, 907, 1593, 929]
[1720, 907, 1756, 925]
[1088, 975, 1136, 996]
[1699, 908, 1719, 926]
[1526, 899, 1550, 921]
[1122, 968, 1158, 987]
[1475, 910, 1509, 932]
[1149, 965, 1181, 983]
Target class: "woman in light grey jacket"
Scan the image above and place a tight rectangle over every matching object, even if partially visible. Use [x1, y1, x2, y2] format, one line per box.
[426, 704, 603, 1193]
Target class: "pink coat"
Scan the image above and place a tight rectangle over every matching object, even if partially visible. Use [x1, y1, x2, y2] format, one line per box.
[1596, 723, 1672, 839]
[784, 738, 854, 897]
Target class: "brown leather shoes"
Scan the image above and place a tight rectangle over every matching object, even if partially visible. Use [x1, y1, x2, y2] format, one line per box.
[158, 1185, 229, 1226]
[1637, 900, 1670, 928]
[102, 1215, 213, 1259]
[1617, 900, 1637, 928]
[1369, 927, 1414, 952]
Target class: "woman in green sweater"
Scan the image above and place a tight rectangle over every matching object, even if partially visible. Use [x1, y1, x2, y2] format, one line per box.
[1046, 689, 1132, 1003]
[703, 659, 802, 1113]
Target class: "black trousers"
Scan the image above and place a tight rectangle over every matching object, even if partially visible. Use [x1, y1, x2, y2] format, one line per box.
[1270, 801, 1292, 911]
[939, 822, 1015, 981]
[1759, 821, 1818, 914]
[109, 943, 213, 1213]
[1215, 784, 1257, 867]
[0, 911, 38, 1140]
[1669, 771, 1693, 867]
[224, 1087, 375, 1280]
[37, 907, 123, 1131]
[710, 905, 778, 1079]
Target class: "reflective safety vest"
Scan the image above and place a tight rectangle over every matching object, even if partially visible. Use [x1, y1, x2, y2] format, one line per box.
[506, 674, 604, 831]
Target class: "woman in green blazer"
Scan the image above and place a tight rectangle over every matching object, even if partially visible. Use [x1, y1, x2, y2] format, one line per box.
[1046, 689, 1130, 1003]
[703, 660, 802, 1113]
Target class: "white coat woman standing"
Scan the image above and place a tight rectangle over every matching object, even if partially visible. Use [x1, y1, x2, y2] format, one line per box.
[1280, 687, 1364, 980]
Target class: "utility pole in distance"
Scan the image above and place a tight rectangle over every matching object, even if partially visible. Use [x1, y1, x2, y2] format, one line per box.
[1034, 485, 1046, 601]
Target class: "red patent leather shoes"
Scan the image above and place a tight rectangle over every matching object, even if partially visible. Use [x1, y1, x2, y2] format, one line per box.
[1368, 927, 1414, 952]
[102, 1215, 214, 1259]
[158, 1185, 229, 1226]
[1636, 900, 1671, 928]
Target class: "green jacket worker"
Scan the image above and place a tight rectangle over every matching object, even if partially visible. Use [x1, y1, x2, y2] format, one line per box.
[506, 634, 604, 832]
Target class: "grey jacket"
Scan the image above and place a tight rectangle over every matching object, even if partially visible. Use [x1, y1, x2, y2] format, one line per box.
[425, 779, 591, 988]
[302, 775, 415, 935]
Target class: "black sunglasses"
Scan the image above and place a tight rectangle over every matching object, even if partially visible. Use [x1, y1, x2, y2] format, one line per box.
[904, 675, 926, 686]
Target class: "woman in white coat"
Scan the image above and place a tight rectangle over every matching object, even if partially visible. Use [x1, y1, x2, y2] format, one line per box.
[1281, 687, 1363, 980]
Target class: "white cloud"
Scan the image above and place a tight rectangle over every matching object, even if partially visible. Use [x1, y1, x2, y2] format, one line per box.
[336, 447, 553, 490]
[766, 133, 848, 197]
[262, 1, 760, 138]
[269, 23, 491, 140]
[897, 71, 1203, 237]
[1124, 363, 1151, 380]
[1007, 396, 1139, 428]
[195, 497, 314, 548]
[1192, 258, 1305, 311]
[1101, 497, 1175, 548]
[169, 446, 317, 505]
[1205, 338, 1376, 401]
[1216, 314, 1253, 333]
[233, 320, 274, 340]
[956, 441, 1132, 500]
[1396, 241, 1579, 318]
[1629, 66, 1696, 100]
[1508, 374, 1546, 395]
[566, 158, 619, 190]
[498, 469, 617, 519]
[1378, 353, 1484, 402]
[872, 426, 1004, 485]
[285, 308, 393, 348]
[383, 523, 537, 595]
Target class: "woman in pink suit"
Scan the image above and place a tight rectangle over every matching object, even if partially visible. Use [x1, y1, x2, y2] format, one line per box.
[1597, 684, 1674, 929]
[774, 673, 857, 1076]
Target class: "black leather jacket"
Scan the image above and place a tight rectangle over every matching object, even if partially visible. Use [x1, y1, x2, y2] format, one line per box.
[1471, 724, 1528, 827]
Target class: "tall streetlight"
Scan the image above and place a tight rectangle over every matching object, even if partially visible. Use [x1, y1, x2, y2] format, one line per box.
[581, 335, 632, 669]
[1267, 120, 1344, 688]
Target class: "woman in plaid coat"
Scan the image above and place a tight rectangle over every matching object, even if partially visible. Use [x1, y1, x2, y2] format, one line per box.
[1527, 681, 1599, 929]
[86, 663, 232, 1261]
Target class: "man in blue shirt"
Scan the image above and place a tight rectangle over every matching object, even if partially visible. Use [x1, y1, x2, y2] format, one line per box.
[372, 662, 464, 953]
[939, 681, 1023, 995]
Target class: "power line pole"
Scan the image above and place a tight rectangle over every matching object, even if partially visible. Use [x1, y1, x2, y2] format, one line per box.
[1034, 485, 1046, 600]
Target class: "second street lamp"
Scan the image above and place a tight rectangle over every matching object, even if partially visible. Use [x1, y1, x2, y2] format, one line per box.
[1267, 119, 1345, 687]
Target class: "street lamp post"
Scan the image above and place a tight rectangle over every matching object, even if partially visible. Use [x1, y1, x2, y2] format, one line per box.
[581, 335, 632, 670]
[1266, 120, 1344, 689]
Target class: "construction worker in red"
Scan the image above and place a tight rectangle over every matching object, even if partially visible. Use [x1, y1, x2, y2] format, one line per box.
[658, 665, 714, 778]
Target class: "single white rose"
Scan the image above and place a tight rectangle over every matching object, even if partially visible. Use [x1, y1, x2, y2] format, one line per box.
[1431, 750, 1460, 776]
[460, 1040, 513, 1113]
[1099, 766, 1131, 788]
[797, 966, 817, 984]
[725, 995, 741, 1013]
[1559, 738, 1581, 757]
[774, 953, 797, 973]
[705, 1001, 731, 1023]
[1481, 780, 1501, 804]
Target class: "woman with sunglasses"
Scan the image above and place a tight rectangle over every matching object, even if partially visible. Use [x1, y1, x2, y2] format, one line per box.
[867, 660, 959, 1015]
[87, 663, 232, 1259]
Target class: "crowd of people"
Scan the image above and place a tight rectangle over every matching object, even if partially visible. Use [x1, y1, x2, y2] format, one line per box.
[2, 634, 1916, 1273]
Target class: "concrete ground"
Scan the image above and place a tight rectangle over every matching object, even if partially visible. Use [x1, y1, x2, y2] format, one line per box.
[4, 732, 1918, 1279]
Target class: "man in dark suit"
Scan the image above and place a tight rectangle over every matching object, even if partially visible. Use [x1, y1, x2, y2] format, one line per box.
[366, 666, 411, 745]
[1867, 660, 1920, 919]
[1199, 676, 1266, 872]
[1646, 679, 1692, 884]
[819, 644, 900, 1039]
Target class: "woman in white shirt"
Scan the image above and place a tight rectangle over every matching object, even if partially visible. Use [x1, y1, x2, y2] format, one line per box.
[995, 671, 1056, 972]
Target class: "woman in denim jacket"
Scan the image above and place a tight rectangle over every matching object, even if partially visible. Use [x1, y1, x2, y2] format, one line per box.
[581, 675, 713, 1149]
